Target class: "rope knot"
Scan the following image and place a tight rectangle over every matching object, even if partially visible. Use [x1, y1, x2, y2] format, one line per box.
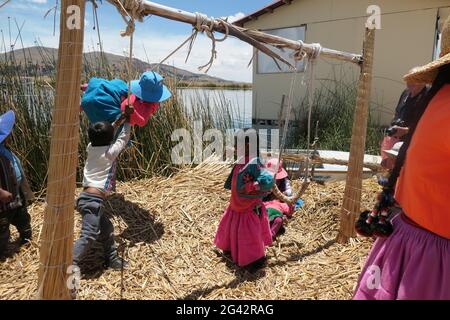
[112, 0, 145, 37]
[194, 12, 209, 32]
[121, 21, 135, 37]
[120, 0, 145, 22]
[191, 15, 229, 73]
[309, 43, 322, 60]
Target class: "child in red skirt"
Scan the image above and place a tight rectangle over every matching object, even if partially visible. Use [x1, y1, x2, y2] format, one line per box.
[214, 130, 273, 269]
[263, 158, 294, 239]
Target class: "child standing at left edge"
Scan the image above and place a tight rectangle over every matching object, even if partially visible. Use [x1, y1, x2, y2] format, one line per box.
[0, 110, 34, 256]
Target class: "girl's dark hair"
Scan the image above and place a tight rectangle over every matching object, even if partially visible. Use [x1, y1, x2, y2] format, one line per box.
[234, 128, 260, 160]
[387, 63, 450, 190]
[88, 121, 114, 146]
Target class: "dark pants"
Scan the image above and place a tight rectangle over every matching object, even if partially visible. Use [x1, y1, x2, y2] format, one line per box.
[0, 204, 32, 254]
[72, 192, 117, 265]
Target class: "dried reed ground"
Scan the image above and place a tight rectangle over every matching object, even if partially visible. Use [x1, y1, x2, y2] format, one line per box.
[0, 161, 378, 300]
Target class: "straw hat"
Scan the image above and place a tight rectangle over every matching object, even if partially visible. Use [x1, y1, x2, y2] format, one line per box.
[404, 15, 450, 84]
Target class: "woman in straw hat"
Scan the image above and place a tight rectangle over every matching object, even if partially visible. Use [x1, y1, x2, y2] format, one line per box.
[353, 16, 450, 300]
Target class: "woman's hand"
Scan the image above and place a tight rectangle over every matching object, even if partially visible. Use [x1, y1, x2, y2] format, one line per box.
[389, 126, 409, 139]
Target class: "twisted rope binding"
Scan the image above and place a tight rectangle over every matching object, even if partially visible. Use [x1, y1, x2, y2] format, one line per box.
[192, 14, 229, 73]
[113, 0, 145, 37]
[194, 12, 208, 31]
[293, 40, 306, 61]
[309, 43, 322, 59]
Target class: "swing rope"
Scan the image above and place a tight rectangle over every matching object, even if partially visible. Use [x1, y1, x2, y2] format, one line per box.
[153, 13, 230, 74]
[105, 0, 322, 209]
[110, 0, 141, 300]
[272, 43, 322, 205]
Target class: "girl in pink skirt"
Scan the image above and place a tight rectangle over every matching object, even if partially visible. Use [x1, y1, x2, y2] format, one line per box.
[214, 131, 273, 269]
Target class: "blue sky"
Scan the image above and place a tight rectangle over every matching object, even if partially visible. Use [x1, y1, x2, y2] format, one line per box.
[0, 0, 271, 82]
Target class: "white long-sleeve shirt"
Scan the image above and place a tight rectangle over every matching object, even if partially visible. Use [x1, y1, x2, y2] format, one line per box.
[82, 123, 131, 193]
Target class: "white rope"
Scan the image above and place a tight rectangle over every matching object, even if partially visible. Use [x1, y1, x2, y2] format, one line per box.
[112, 0, 144, 37]
[273, 41, 310, 181]
[272, 64, 302, 194]
[293, 40, 306, 61]
[194, 12, 208, 31]
[302, 44, 321, 182]
[272, 43, 321, 203]
[194, 17, 229, 73]
[115, 0, 145, 22]
[156, 13, 230, 73]
[309, 42, 322, 59]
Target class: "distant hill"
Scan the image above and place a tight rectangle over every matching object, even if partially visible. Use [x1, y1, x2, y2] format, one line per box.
[1, 46, 250, 87]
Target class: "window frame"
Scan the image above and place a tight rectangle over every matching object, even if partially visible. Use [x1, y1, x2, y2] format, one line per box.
[256, 24, 307, 75]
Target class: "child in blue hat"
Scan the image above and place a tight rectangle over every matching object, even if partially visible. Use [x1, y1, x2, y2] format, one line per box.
[0, 110, 34, 256]
[81, 71, 172, 126]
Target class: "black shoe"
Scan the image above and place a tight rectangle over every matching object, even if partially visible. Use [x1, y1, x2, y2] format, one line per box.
[246, 257, 266, 273]
[106, 256, 129, 270]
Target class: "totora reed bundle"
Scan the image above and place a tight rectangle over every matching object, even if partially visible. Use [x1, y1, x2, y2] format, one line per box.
[37, 0, 86, 299]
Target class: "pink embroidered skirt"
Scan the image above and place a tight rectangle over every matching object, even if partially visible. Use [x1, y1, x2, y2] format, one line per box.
[214, 205, 272, 267]
[353, 214, 450, 300]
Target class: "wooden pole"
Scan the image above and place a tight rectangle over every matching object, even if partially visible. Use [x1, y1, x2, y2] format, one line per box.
[280, 154, 382, 173]
[37, 0, 85, 299]
[106, 0, 362, 65]
[336, 28, 375, 244]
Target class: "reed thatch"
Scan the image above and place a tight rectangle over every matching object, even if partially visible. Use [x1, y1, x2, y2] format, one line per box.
[37, 0, 86, 299]
[0, 160, 378, 299]
[337, 28, 376, 244]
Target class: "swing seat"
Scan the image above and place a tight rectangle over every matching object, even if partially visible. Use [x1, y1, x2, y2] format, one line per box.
[81, 78, 129, 124]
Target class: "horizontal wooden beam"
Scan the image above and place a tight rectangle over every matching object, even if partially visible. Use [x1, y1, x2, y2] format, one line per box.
[107, 0, 363, 65]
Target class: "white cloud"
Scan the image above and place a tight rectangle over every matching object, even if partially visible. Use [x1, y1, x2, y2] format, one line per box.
[28, 0, 48, 3]
[2, 8, 253, 82]
[226, 12, 246, 23]
[83, 29, 253, 82]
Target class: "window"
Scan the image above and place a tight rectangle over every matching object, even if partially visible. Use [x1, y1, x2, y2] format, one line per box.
[257, 25, 306, 74]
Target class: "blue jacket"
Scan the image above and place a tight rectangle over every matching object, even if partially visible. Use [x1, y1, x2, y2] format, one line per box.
[81, 78, 128, 124]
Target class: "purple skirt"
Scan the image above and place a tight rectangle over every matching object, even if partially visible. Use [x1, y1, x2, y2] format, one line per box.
[353, 213, 450, 300]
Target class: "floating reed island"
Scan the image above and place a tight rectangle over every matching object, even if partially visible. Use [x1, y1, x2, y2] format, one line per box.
[0, 160, 378, 300]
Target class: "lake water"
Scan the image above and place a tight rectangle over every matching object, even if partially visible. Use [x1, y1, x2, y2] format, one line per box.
[16, 81, 254, 128]
[178, 88, 252, 128]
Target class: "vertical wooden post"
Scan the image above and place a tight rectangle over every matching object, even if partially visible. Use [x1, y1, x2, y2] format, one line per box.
[37, 0, 85, 299]
[336, 28, 375, 244]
